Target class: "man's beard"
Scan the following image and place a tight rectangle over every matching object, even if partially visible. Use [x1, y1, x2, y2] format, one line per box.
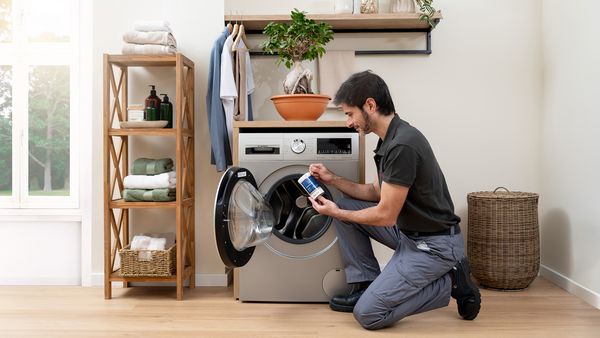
[360, 108, 372, 134]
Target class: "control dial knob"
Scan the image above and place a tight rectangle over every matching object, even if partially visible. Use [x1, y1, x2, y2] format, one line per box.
[291, 139, 306, 154]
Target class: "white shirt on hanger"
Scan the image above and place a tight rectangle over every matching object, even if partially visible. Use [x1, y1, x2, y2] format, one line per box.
[220, 34, 236, 149]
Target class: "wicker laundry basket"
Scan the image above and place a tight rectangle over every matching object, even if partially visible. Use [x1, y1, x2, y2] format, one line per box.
[467, 187, 539, 290]
[119, 244, 176, 277]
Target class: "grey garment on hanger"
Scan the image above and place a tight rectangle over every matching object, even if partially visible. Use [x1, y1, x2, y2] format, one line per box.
[206, 27, 233, 172]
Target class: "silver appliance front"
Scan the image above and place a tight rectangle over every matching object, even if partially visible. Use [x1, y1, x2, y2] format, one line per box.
[237, 131, 359, 302]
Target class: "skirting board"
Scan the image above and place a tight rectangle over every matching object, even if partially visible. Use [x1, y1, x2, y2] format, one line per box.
[540, 264, 600, 309]
[91, 270, 232, 287]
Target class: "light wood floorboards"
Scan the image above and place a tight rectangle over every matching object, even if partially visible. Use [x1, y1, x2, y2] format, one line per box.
[1, 277, 599, 337]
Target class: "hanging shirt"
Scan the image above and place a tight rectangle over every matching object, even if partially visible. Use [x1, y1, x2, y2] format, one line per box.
[220, 34, 236, 149]
[206, 27, 232, 172]
[237, 40, 255, 121]
[222, 38, 255, 126]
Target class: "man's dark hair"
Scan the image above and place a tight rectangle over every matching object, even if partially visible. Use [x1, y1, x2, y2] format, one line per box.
[333, 70, 396, 116]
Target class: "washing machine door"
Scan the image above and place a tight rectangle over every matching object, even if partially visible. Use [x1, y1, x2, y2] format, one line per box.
[215, 166, 275, 268]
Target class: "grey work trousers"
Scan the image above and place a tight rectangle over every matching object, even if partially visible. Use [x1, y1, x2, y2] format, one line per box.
[334, 198, 464, 330]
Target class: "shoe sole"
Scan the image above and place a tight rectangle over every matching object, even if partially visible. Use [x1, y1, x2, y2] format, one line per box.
[329, 302, 355, 313]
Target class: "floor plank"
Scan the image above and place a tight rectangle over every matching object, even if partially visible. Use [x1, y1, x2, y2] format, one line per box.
[0, 278, 599, 337]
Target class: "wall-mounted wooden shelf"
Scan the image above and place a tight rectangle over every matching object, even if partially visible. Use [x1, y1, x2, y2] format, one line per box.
[224, 12, 442, 55]
[224, 12, 442, 33]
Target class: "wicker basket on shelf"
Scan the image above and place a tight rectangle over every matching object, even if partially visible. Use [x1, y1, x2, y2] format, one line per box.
[467, 187, 539, 290]
[119, 244, 176, 277]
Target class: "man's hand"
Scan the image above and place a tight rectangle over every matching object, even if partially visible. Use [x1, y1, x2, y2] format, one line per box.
[308, 195, 340, 218]
[309, 163, 337, 184]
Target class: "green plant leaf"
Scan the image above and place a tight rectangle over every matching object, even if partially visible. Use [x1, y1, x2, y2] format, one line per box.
[261, 8, 334, 69]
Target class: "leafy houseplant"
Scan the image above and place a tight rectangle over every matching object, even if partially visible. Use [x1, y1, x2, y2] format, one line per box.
[260, 9, 334, 95]
[415, 0, 438, 28]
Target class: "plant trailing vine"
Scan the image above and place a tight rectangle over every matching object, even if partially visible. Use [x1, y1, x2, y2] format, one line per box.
[415, 0, 438, 28]
[260, 9, 334, 69]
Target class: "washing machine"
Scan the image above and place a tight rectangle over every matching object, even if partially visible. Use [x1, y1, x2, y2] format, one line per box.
[215, 127, 361, 302]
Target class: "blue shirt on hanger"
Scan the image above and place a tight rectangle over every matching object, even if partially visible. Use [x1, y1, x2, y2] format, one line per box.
[206, 27, 233, 172]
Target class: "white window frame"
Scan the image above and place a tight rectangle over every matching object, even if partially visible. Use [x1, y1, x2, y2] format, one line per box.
[0, 0, 79, 209]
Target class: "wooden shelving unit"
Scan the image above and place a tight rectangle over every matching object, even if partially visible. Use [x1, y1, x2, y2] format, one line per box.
[223, 12, 443, 32]
[103, 53, 195, 300]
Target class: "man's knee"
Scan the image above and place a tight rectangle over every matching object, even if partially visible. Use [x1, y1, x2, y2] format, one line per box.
[352, 292, 396, 330]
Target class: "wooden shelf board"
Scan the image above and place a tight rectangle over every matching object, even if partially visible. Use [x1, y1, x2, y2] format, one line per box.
[107, 53, 194, 67]
[234, 120, 349, 128]
[108, 128, 193, 137]
[224, 13, 442, 32]
[109, 266, 193, 282]
[109, 128, 176, 136]
[109, 199, 177, 209]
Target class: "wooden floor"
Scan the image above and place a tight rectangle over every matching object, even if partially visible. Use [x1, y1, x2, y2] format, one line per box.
[1, 277, 599, 337]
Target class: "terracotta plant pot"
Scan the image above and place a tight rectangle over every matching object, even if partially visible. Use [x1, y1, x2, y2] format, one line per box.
[271, 94, 331, 121]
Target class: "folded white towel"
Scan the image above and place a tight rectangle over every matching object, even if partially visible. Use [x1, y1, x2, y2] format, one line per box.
[148, 238, 167, 251]
[142, 232, 175, 248]
[122, 43, 176, 55]
[123, 30, 177, 47]
[130, 235, 152, 250]
[130, 235, 168, 261]
[134, 20, 172, 32]
[124, 171, 176, 189]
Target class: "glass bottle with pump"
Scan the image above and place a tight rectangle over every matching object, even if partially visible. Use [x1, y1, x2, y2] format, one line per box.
[160, 94, 173, 128]
[144, 85, 161, 121]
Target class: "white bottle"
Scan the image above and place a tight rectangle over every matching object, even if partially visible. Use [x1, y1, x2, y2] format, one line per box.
[353, 0, 361, 14]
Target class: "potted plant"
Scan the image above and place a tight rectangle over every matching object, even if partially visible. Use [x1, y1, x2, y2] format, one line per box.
[260, 9, 334, 120]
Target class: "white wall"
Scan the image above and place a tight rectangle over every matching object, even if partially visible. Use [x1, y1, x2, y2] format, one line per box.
[540, 0, 600, 307]
[0, 221, 81, 285]
[91, 1, 546, 287]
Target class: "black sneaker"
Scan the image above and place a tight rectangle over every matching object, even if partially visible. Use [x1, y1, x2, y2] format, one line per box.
[451, 257, 481, 320]
[329, 288, 366, 313]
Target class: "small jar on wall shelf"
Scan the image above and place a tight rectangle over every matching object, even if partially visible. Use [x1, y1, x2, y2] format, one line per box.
[360, 0, 379, 13]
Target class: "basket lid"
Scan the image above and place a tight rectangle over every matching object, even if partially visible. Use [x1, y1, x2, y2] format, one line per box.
[468, 187, 538, 199]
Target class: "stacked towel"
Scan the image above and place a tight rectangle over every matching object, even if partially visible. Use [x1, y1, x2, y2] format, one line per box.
[124, 171, 176, 189]
[131, 158, 173, 175]
[123, 188, 175, 202]
[141, 232, 176, 248]
[122, 20, 177, 55]
[124, 158, 176, 202]
[131, 235, 169, 261]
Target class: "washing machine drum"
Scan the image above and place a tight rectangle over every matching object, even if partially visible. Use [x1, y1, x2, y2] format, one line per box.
[215, 167, 275, 268]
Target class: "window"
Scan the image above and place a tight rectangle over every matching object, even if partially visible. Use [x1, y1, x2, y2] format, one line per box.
[0, 0, 79, 208]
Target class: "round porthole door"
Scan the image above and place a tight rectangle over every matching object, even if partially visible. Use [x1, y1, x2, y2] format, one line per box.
[214, 167, 275, 268]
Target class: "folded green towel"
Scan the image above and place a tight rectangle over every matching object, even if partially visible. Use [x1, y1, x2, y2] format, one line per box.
[123, 188, 176, 202]
[131, 158, 173, 175]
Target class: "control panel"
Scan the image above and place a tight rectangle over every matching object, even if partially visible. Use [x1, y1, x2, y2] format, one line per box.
[238, 132, 359, 162]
